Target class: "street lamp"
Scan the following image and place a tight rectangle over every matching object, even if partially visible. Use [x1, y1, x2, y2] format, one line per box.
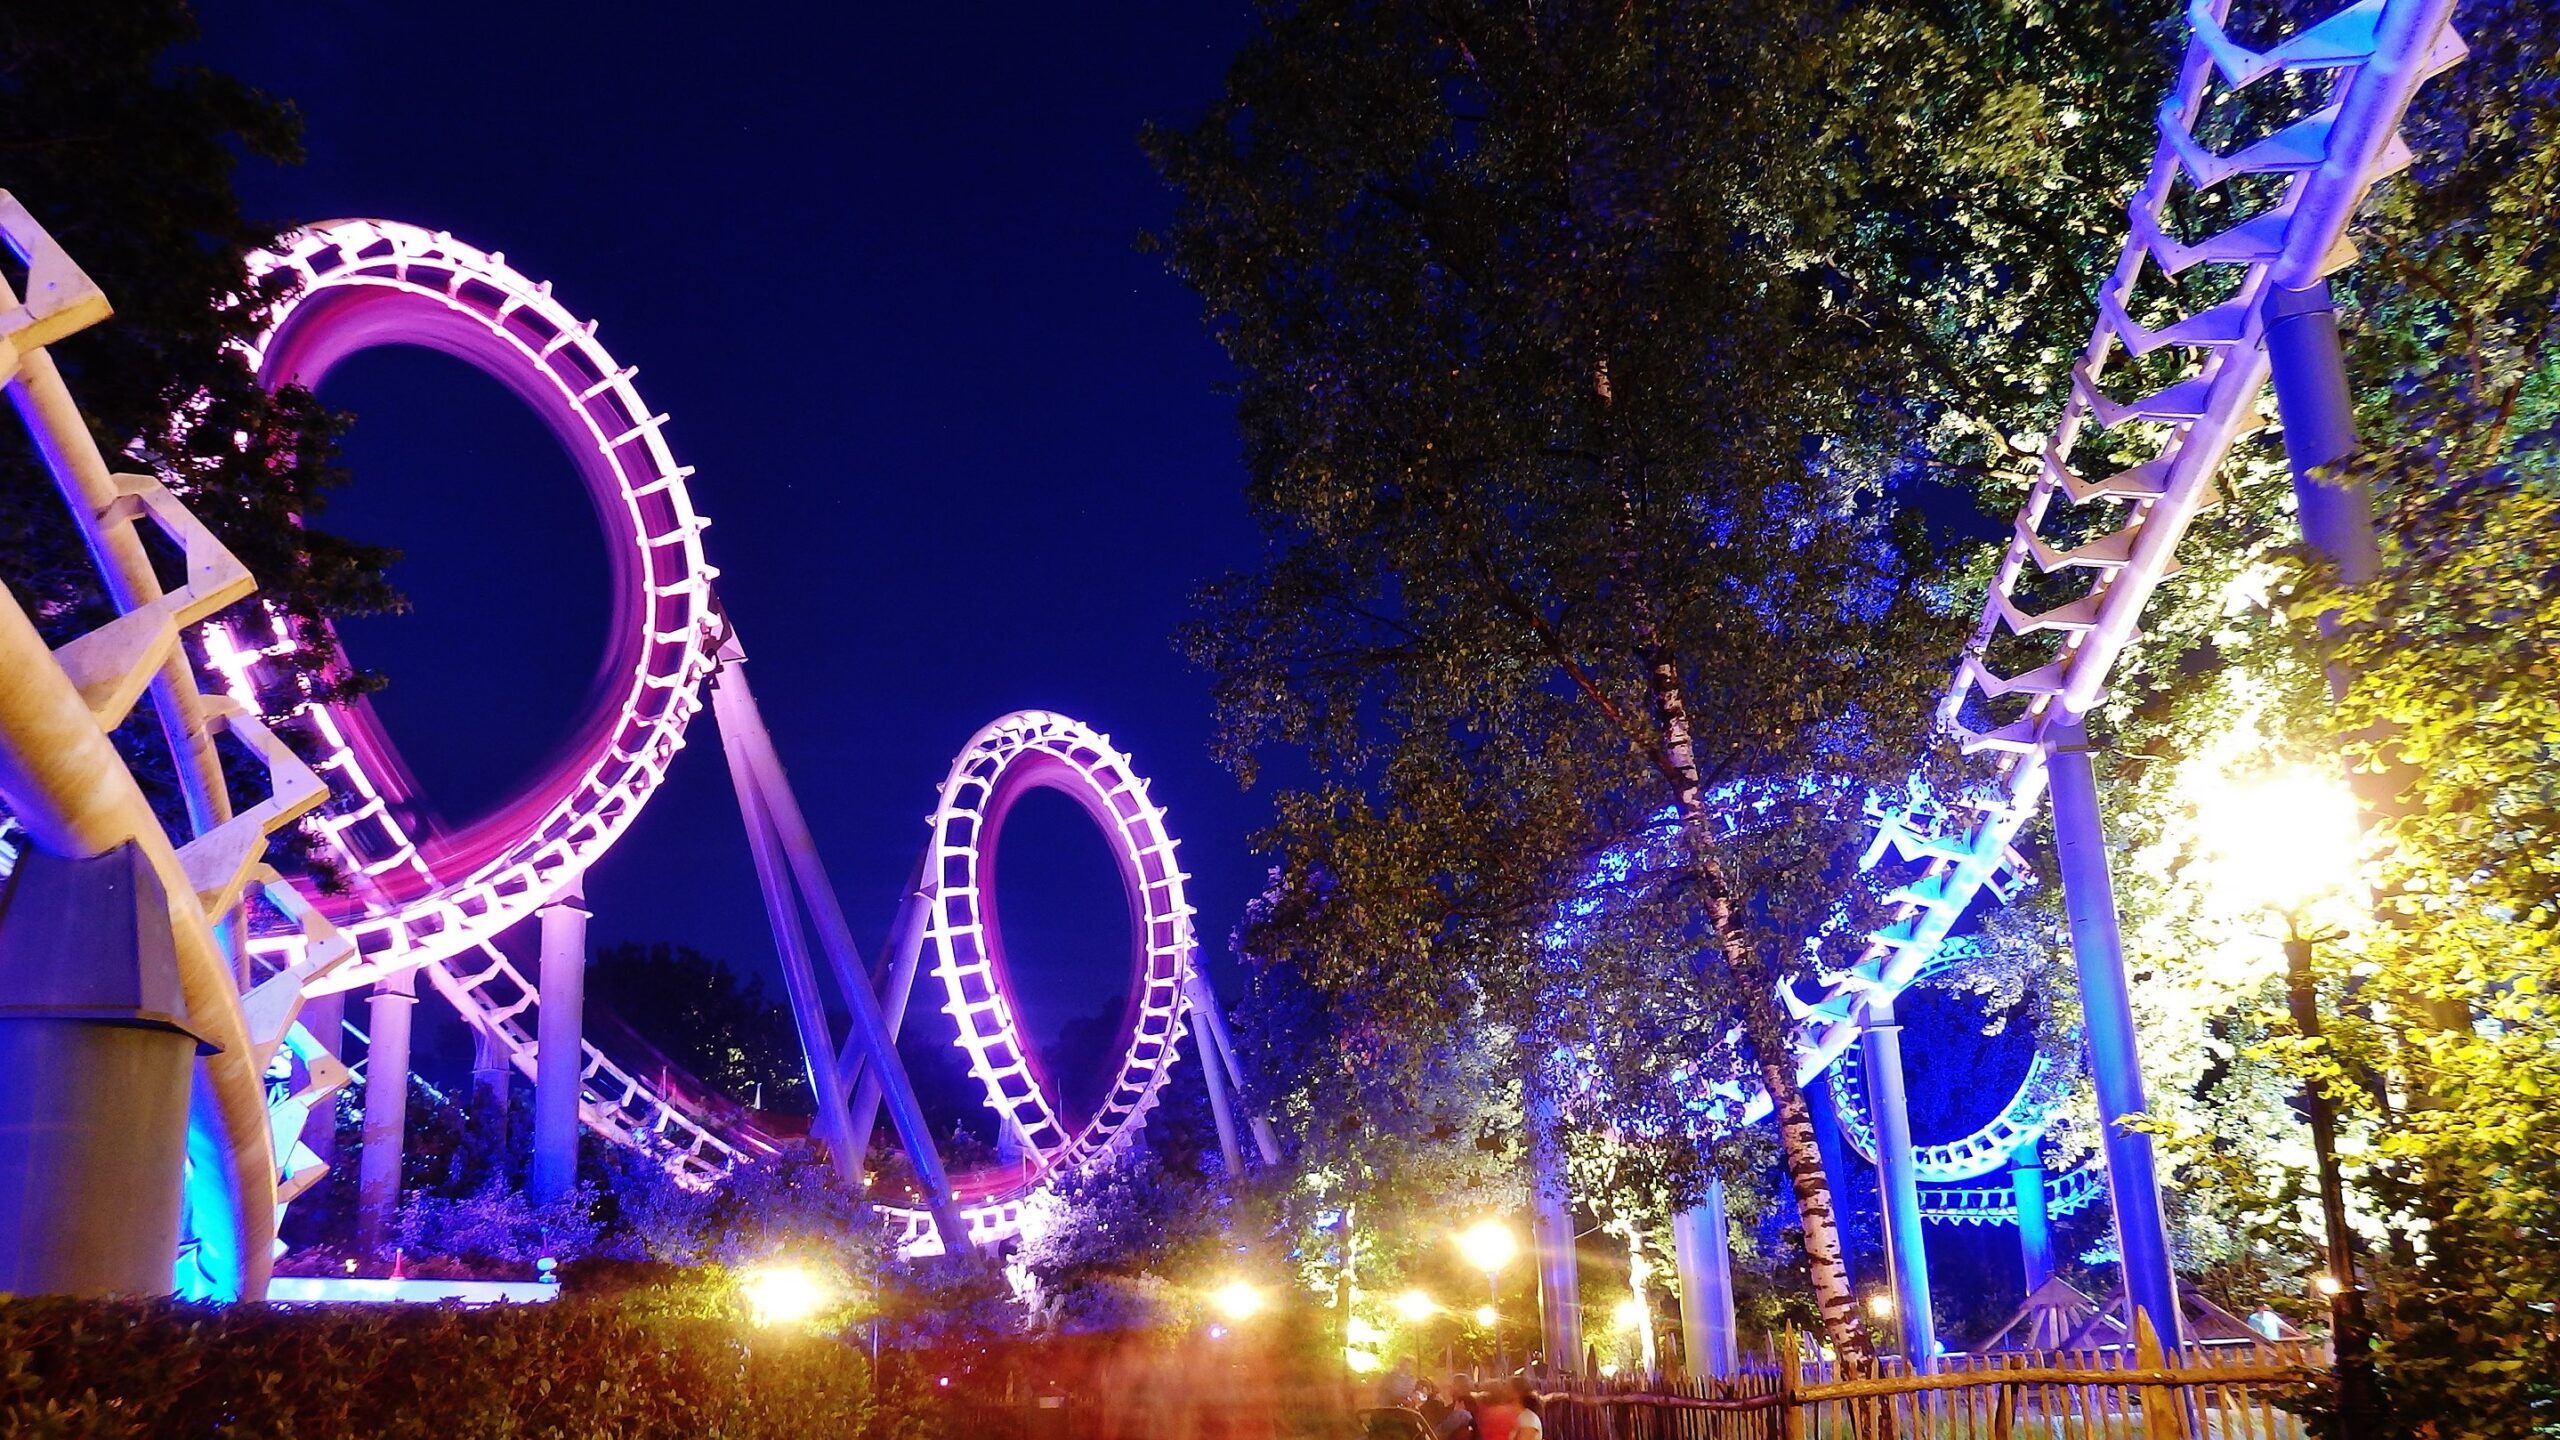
[738, 1260, 835, 1329]
[1454, 1220, 1519, 1374]
[2198, 764, 2374, 1422]
[1209, 1278, 1267, 1324]
[1391, 1289, 1441, 1376]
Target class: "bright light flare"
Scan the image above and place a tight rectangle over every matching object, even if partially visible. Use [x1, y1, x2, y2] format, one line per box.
[1454, 1219, 1520, 1276]
[1391, 1289, 1439, 1322]
[1346, 1316, 1385, 1345]
[1473, 1304, 1498, 1328]
[1866, 1292, 1897, 1320]
[1613, 1297, 1646, 1332]
[1344, 1348, 1383, 1374]
[739, 1261, 834, 1328]
[2195, 765, 2363, 917]
[2314, 1273, 2345, 1296]
[1210, 1279, 1267, 1322]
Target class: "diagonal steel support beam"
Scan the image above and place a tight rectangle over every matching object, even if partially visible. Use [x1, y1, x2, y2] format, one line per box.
[843, 868, 934, 1172]
[708, 632, 972, 1255]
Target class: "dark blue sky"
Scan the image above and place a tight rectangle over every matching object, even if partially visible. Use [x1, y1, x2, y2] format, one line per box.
[185, 2, 1267, 1079]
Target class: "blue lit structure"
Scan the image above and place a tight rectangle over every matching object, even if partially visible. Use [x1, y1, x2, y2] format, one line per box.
[1535, 0, 2473, 1335]
[0, 0, 2470, 1321]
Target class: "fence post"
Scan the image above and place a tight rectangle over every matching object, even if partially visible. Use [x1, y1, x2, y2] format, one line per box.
[1779, 1326, 1803, 1440]
[2134, 1310, 2191, 1440]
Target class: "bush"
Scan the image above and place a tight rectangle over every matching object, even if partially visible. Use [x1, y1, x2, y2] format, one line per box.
[0, 1292, 928, 1439]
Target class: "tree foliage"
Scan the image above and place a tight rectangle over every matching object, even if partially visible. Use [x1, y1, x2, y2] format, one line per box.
[1146, 0, 2187, 1353]
[2008, 0, 2559, 1429]
[2310, 2, 2560, 1428]
[589, 942, 813, 1113]
[0, 0, 396, 661]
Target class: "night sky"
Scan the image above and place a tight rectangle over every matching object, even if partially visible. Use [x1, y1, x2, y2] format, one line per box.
[183, 2, 1265, 1092]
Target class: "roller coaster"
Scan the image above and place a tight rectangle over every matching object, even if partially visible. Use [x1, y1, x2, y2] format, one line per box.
[0, 0, 2464, 1360]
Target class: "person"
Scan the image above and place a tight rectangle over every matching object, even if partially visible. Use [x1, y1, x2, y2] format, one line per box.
[1431, 1378, 1476, 1440]
[1473, 1380, 1522, 1440]
[1513, 1383, 1545, 1440]
[1381, 1362, 1418, 1409]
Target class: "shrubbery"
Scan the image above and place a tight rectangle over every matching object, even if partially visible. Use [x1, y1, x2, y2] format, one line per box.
[0, 1287, 927, 1439]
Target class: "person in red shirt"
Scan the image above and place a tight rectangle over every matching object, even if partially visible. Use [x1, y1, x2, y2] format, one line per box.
[1473, 1380, 1523, 1440]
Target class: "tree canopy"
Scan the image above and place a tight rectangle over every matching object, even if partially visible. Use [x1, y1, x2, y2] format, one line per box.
[1149, 0, 2178, 1355]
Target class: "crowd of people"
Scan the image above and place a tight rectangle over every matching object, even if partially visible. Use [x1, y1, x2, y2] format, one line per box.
[1384, 1376, 1547, 1440]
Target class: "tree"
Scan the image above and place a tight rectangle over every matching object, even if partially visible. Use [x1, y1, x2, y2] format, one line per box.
[2304, 4, 2560, 1428]
[587, 943, 812, 1113]
[0, 1, 396, 682]
[1145, 0, 2076, 1356]
[1961, 0, 2560, 1426]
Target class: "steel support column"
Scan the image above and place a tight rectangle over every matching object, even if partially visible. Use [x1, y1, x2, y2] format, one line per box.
[1860, 994, 1939, 1367]
[1183, 972, 1248, 1182]
[1184, 961, 1283, 1167]
[1525, 1073, 1583, 1373]
[2264, 274, 2386, 1435]
[356, 967, 417, 1254]
[2262, 280, 2380, 591]
[530, 887, 590, 1204]
[0, 843, 202, 1296]
[2045, 714, 2184, 1345]
[842, 872, 931, 1172]
[470, 1019, 512, 1130]
[2010, 1140, 2054, 1294]
[709, 643, 972, 1254]
[1671, 1179, 1739, 1380]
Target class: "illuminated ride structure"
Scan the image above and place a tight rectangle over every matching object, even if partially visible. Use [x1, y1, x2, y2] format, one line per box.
[0, 0, 2469, 1362]
[1555, 0, 2469, 1379]
[0, 213, 1269, 1298]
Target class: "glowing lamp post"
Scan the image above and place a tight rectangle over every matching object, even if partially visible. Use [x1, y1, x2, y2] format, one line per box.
[1209, 1278, 1267, 1325]
[1455, 1220, 1519, 1374]
[739, 1261, 835, 1330]
[2199, 766, 2375, 1420]
[1391, 1290, 1439, 1376]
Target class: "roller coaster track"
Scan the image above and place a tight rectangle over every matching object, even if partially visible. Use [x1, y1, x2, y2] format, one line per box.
[1763, 0, 2466, 1213]
[193, 222, 1251, 1266]
[1, 205, 1252, 1288]
[0, 0, 2466, 1295]
[0, 195, 360, 1298]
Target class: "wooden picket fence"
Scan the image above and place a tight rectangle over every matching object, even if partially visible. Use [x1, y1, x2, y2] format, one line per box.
[1537, 1324, 2326, 1440]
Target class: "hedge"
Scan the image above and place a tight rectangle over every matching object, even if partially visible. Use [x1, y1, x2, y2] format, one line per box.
[0, 1293, 925, 1439]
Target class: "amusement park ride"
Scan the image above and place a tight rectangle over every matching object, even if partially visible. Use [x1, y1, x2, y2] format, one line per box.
[0, 0, 2462, 1377]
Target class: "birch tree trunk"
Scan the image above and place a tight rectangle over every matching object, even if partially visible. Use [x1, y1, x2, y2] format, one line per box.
[1643, 644, 1875, 1365]
[1605, 465, 1874, 1364]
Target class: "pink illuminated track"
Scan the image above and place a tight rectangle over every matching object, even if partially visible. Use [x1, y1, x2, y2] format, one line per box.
[218, 223, 1216, 1242]
[880, 712, 1203, 1253]
[222, 219, 719, 996]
